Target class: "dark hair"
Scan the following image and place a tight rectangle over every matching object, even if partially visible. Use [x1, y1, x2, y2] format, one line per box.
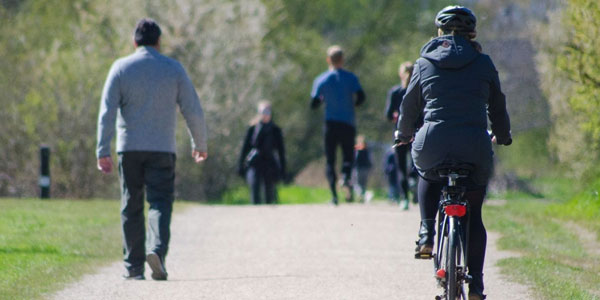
[134, 18, 161, 46]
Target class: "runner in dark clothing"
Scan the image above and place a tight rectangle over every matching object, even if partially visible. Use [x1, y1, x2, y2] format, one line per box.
[238, 102, 286, 204]
[395, 6, 512, 300]
[311, 45, 365, 205]
[385, 61, 416, 208]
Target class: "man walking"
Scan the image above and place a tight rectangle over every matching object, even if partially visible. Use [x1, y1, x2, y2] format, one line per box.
[96, 18, 208, 281]
[311, 45, 365, 204]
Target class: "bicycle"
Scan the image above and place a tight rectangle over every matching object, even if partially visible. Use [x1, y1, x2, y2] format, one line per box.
[415, 162, 474, 300]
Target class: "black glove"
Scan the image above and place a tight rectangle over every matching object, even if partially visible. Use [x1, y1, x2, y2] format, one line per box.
[394, 130, 412, 146]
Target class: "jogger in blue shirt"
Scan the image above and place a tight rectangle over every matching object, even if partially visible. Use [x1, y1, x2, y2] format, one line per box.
[311, 46, 365, 204]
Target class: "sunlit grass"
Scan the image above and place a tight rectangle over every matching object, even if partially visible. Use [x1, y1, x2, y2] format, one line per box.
[484, 196, 600, 299]
[0, 198, 122, 299]
[216, 185, 331, 205]
[0, 198, 195, 299]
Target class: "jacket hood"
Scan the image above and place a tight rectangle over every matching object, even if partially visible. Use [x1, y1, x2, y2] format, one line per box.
[420, 35, 478, 69]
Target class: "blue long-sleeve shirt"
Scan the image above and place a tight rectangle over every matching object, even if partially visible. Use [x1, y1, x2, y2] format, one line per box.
[96, 46, 207, 158]
[310, 68, 363, 127]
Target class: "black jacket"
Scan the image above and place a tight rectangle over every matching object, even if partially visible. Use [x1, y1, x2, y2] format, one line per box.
[385, 84, 406, 121]
[397, 35, 511, 185]
[239, 121, 286, 179]
[354, 148, 373, 169]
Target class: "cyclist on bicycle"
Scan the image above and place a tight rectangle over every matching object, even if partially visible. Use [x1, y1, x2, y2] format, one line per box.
[395, 6, 512, 299]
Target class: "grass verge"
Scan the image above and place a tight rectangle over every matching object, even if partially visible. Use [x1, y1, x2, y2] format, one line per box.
[547, 177, 600, 240]
[216, 185, 331, 205]
[0, 198, 194, 299]
[0, 198, 122, 299]
[484, 192, 600, 299]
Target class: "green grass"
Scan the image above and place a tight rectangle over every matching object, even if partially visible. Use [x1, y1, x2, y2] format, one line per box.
[216, 185, 331, 205]
[0, 198, 121, 299]
[495, 128, 552, 178]
[547, 177, 600, 240]
[530, 176, 581, 202]
[484, 196, 600, 299]
[0, 198, 195, 299]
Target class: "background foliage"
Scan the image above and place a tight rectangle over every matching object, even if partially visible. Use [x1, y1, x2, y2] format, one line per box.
[0, 0, 450, 199]
[1, 0, 599, 202]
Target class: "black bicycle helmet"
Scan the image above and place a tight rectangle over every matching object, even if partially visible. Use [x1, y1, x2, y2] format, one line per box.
[435, 5, 476, 33]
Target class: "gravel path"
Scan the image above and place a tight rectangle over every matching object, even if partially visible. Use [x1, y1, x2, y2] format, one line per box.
[51, 202, 533, 300]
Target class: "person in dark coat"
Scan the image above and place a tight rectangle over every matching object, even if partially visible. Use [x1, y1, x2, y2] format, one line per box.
[383, 147, 401, 204]
[385, 61, 417, 208]
[238, 101, 286, 205]
[395, 6, 512, 299]
[352, 135, 372, 202]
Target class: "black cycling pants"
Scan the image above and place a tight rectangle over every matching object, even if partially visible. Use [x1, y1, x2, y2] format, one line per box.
[418, 178, 487, 275]
[324, 121, 356, 197]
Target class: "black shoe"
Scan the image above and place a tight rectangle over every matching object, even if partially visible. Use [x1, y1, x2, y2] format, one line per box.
[468, 273, 485, 299]
[147, 252, 168, 280]
[414, 219, 436, 258]
[331, 197, 339, 206]
[468, 292, 486, 300]
[122, 269, 145, 280]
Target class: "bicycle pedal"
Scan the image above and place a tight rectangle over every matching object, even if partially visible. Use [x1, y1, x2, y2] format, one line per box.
[414, 252, 433, 259]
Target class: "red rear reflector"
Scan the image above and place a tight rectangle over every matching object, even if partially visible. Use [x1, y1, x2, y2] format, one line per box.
[436, 269, 446, 278]
[444, 204, 466, 217]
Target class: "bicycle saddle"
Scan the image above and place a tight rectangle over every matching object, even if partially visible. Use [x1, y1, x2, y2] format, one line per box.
[434, 162, 474, 177]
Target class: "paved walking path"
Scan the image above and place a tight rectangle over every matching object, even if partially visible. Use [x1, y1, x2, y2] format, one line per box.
[51, 202, 533, 299]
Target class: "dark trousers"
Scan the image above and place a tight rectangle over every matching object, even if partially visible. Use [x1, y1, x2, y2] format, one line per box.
[394, 144, 411, 200]
[354, 167, 370, 197]
[417, 178, 487, 276]
[387, 175, 400, 201]
[118, 151, 175, 272]
[324, 121, 356, 198]
[246, 167, 277, 204]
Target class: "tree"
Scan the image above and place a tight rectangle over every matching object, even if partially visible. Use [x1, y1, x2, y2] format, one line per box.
[558, 0, 600, 146]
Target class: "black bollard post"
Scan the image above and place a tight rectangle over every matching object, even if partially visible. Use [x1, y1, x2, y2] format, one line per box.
[40, 145, 50, 199]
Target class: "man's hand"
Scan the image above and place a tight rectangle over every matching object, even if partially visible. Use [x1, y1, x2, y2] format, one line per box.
[192, 150, 208, 163]
[97, 156, 113, 174]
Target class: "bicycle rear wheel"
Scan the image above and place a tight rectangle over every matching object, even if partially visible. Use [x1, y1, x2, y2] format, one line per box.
[446, 217, 466, 299]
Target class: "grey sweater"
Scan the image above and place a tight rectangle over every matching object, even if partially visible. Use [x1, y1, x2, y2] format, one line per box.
[96, 46, 207, 158]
